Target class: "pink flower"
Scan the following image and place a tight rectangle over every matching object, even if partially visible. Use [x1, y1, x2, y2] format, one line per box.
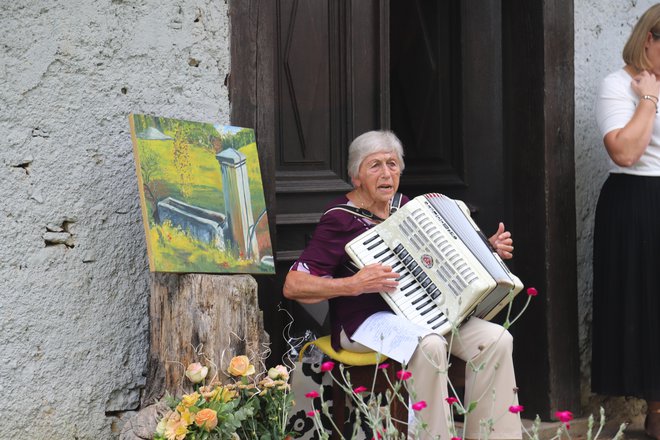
[555, 410, 573, 423]
[306, 410, 319, 417]
[396, 370, 412, 381]
[377, 363, 390, 369]
[371, 432, 383, 440]
[509, 405, 524, 413]
[353, 386, 368, 394]
[451, 437, 462, 440]
[305, 391, 319, 399]
[526, 287, 538, 296]
[320, 361, 335, 372]
[412, 400, 427, 411]
[445, 397, 459, 405]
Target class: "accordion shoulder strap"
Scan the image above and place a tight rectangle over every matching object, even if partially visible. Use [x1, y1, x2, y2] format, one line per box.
[323, 192, 403, 222]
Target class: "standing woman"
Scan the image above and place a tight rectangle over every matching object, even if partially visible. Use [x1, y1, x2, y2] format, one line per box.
[592, 4, 660, 438]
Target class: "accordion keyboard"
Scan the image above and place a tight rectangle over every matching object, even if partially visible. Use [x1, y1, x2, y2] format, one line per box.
[348, 228, 452, 334]
[345, 196, 496, 335]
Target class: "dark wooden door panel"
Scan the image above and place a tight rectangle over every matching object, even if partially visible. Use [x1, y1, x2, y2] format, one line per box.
[391, 0, 464, 189]
[391, 0, 507, 234]
[276, 0, 347, 194]
[274, 0, 385, 252]
[273, 0, 388, 337]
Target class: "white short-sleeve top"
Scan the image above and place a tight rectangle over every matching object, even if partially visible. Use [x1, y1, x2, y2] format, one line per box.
[596, 68, 660, 175]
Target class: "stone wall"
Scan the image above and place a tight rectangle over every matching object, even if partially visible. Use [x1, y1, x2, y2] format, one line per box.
[574, 0, 654, 421]
[0, 0, 231, 437]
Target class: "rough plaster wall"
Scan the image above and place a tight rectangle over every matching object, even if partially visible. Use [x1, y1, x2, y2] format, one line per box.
[0, 0, 231, 438]
[575, 0, 655, 416]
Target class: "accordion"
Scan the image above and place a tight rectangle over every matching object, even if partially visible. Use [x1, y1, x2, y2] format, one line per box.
[345, 193, 523, 335]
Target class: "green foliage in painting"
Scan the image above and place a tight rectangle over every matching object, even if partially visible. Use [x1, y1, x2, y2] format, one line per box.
[130, 114, 273, 274]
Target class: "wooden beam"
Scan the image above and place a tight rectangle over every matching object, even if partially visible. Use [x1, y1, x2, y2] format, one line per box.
[503, 0, 580, 419]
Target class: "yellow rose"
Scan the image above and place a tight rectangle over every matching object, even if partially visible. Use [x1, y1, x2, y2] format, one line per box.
[179, 408, 194, 426]
[185, 362, 208, 384]
[227, 355, 255, 377]
[180, 392, 200, 408]
[194, 408, 218, 431]
[218, 386, 238, 402]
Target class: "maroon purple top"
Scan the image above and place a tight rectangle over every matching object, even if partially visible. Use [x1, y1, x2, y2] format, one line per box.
[290, 194, 410, 350]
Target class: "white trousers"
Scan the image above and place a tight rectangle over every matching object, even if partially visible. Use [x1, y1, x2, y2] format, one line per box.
[341, 317, 522, 440]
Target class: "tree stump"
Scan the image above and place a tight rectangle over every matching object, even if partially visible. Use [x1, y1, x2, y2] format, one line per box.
[141, 273, 269, 406]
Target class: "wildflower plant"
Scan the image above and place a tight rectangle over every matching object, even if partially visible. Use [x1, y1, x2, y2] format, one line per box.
[154, 355, 295, 440]
[302, 287, 624, 440]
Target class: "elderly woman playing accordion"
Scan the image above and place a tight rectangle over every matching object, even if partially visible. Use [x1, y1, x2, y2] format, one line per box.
[284, 130, 521, 439]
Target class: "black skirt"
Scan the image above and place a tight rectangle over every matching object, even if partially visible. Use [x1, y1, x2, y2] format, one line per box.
[591, 173, 660, 401]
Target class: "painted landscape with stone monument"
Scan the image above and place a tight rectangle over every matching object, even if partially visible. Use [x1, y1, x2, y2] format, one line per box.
[129, 114, 274, 273]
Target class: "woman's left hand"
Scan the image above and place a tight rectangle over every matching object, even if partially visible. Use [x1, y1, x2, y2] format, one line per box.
[489, 222, 514, 259]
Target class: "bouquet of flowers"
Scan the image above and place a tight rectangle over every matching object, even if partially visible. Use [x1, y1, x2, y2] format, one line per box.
[154, 356, 295, 440]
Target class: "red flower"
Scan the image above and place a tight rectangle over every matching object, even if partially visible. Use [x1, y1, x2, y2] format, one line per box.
[353, 386, 368, 394]
[445, 397, 459, 405]
[509, 405, 524, 413]
[412, 401, 427, 411]
[371, 432, 383, 440]
[526, 287, 538, 296]
[320, 361, 335, 372]
[305, 391, 319, 399]
[396, 370, 412, 381]
[377, 363, 390, 369]
[307, 410, 319, 417]
[555, 410, 573, 423]
[451, 437, 463, 440]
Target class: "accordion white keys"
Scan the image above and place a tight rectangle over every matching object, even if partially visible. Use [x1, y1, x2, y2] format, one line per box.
[345, 193, 523, 335]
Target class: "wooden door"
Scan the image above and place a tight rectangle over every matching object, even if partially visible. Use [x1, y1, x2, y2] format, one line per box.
[390, 0, 509, 232]
[229, 0, 579, 419]
[270, 0, 511, 347]
[271, 0, 387, 341]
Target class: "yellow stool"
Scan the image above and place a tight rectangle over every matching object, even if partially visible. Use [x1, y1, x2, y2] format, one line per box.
[300, 335, 408, 439]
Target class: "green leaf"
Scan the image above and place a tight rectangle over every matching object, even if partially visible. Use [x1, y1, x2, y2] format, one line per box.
[467, 401, 478, 413]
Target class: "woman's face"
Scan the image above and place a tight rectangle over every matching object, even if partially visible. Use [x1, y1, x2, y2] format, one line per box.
[353, 151, 401, 205]
[645, 32, 660, 75]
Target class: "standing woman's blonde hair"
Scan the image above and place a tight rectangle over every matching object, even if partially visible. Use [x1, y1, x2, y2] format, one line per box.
[623, 4, 660, 71]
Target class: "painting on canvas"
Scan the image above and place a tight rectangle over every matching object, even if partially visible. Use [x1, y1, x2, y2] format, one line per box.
[129, 114, 274, 274]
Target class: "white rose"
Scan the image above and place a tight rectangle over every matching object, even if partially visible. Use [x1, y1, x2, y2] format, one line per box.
[185, 362, 209, 384]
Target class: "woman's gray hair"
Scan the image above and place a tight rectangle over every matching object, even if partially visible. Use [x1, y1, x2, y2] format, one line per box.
[347, 130, 405, 179]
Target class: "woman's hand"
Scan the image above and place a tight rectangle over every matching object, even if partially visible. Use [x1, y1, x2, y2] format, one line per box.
[489, 222, 514, 260]
[348, 263, 400, 295]
[631, 70, 660, 99]
[283, 263, 399, 304]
